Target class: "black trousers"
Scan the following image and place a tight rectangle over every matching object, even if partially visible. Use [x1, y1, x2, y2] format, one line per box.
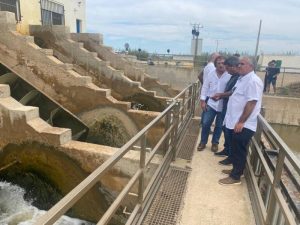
[229, 128, 255, 180]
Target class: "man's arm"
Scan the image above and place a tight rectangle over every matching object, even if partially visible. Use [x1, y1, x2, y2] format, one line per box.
[234, 100, 257, 133]
[211, 91, 232, 101]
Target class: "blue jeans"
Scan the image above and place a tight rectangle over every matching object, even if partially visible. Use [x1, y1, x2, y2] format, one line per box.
[229, 128, 255, 180]
[200, 105, 223, 145]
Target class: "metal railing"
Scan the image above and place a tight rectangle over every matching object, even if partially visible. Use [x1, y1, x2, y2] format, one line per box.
[33, 82, 199, 225]
[247, 113, 300, 225]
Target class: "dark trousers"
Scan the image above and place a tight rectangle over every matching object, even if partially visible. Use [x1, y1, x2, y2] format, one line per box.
[224, 127, 233, 158]
[229, 128, 255, 180]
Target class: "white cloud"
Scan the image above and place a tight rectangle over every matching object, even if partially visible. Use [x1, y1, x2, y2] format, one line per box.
[87, 0, 300, 54]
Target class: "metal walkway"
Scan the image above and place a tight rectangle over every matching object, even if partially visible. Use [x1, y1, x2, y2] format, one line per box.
[143, 119, 199, 225]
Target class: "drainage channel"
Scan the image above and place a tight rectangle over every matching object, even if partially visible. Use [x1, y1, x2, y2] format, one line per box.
[142, 119, 200, 225]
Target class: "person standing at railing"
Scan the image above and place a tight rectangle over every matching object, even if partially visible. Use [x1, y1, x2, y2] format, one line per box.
[198, 53, 220, 135]
[197, 55, 231, 152]
[210, 56, 240, 165]
[266, 60, 280, 94]
[219, 57, 263, 185]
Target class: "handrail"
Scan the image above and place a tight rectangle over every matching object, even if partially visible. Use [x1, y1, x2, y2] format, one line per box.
[34, 81, 199, 225]
[247, 113, 300, 225]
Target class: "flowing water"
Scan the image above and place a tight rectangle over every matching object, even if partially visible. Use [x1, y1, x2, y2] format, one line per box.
[0, 182, 94, 225]
[271, 123, 300, 159]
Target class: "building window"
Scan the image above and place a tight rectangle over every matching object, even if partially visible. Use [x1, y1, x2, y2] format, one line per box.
[0, 0, 21, 21]
[41, 0, 64, 26]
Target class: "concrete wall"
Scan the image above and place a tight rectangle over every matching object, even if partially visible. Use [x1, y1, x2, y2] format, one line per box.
[17, 0, 41, 34]
[29, 25, 168, 111]
[56, 0, 86, 33]
[256, 71, 300, 88]
[0, 84, 160, 221]
[138, 64, 199, 91]
[70, 33, 179, 97]
[262, 95, 300, 126]
[258, 54, 300, 72]
[0, 12, 164, 147]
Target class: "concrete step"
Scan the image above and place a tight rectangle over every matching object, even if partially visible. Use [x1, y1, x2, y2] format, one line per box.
[12, 105, 39, 121]
[27, 117, 51, 132]
[42, 126, 72, 145]
[90, 52, 98, 57]
[0, 84, 10, 98]
[78, 42, 84, 48]
[40, 49, 54, 56]
[24, 36, 35, 44]
[61, 63, 73, 70]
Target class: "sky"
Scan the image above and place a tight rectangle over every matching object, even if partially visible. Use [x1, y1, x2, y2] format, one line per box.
[86, 0, 300, 55]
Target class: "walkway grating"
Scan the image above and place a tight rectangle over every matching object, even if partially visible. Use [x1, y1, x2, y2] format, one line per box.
[177, 134, 198, 160]
[142, 119, 199, 225]
[177, 119, 199, 160]
[142, 168, 190, 225]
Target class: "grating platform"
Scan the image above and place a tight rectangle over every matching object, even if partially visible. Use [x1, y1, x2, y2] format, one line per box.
[142, 168, 190, 225]
[177, 119, 199, 160]
[142, 118, 199, 225]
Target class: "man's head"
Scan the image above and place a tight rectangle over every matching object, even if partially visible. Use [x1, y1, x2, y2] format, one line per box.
[224, 56, 239, 75]
[238, 57, 255, 76]
[209, 52, 220, 63]
[214, 55, 226, 74]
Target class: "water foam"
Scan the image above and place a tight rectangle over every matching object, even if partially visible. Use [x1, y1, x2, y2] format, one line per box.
[0, 182, 94, 225]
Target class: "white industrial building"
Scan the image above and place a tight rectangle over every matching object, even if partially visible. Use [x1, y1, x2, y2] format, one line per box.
[0, 0, 86, 33]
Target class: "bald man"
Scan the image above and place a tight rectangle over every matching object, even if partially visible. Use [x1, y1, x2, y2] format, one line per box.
[219, 57, 263, 185]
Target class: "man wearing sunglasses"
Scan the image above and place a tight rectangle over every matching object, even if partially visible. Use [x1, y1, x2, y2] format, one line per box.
[219, 57, 263, 185]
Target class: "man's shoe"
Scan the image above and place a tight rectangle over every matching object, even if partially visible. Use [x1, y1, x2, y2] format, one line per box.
[218, 157, 232, 166]
[219, 176, 241, 186]
[222, 169, 232, 175]
[222, 169, 244, 178]
[214, 149, 228, 157]
[211, 143, 218, 152]
[197, 143, 206, 151]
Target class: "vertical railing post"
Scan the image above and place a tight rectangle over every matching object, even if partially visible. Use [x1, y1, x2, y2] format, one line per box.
[265, 149, 285, 224]
[138, 134, 147, 211]
[181, 92, 186, 123]
[254, 107, 265, 147]
[172, 101, 180, 161]
[163, 100, 172, 154]
[191, 83, 197, 117]
[280, 67, 285, 88]
[187, 84, 193, 116]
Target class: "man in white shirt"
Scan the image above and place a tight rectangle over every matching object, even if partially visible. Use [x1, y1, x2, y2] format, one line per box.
[219, 57, 263, 185]
[198, 56, 231, 152]
[199, 53, 220, 84]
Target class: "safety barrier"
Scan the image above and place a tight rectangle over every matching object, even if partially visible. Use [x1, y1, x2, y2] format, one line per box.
[34, 82, 199, 225]
[247, 112, 300, 225]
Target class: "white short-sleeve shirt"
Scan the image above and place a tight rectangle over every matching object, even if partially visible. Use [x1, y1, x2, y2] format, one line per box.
[200, 70, 231, 112]
[224, 71, 263, 132]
